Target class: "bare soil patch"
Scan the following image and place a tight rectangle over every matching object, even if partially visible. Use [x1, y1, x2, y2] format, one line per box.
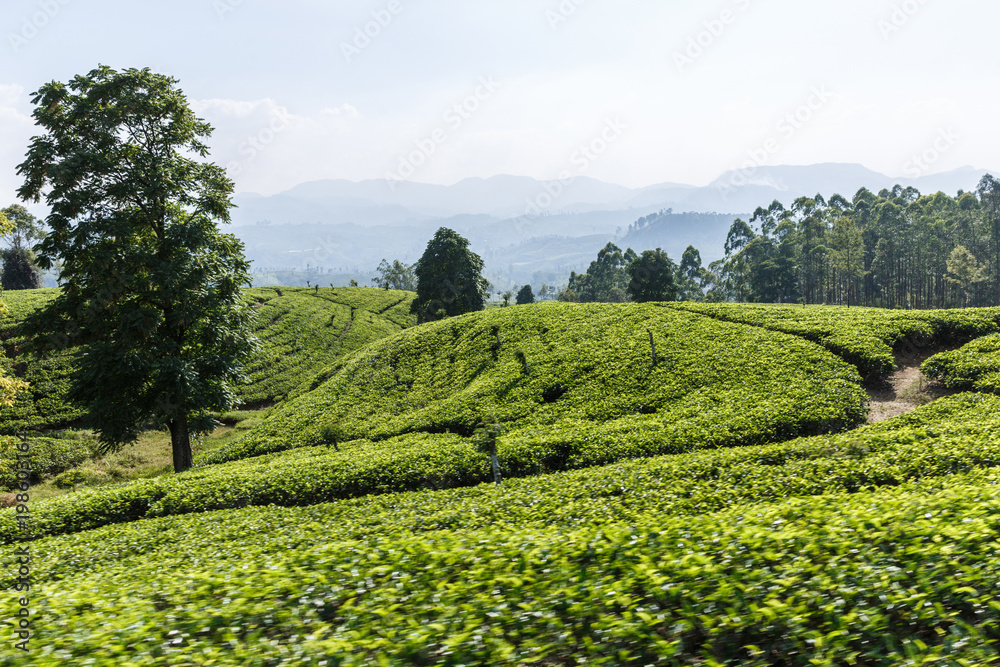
[865, 350, 954, 423]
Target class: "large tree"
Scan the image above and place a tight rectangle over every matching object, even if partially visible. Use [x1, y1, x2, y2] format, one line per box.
[626, 248, 678, 302]
[17, 66, 256, 472]
[411, 227, 490, 323]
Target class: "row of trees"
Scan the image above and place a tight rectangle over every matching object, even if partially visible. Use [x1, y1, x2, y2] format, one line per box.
[557, 242, 707, 303]
[714, 178, 1000, 308]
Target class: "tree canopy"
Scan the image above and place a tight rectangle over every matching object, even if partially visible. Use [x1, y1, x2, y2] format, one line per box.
[411, 227, 490, 323]
[711, 179, 1000, 308]
[17, 65, 255, 472]
[627, 248, 678, 303]
[515, 284, 535, 305]
[373, 258, 416, 291]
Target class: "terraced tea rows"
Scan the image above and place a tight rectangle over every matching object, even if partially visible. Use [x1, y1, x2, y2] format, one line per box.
[669, 302, 1000, 377]
[207, 302, 867, 465]
[0, 287, 415, 433]
[7, 298, 1000, 665]
[6, 395, 1000, 664]
[922, 333, 1000, 394]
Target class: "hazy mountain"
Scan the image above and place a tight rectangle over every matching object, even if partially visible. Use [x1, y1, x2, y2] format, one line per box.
[233, 163, 997, 288]
[233, 164, 995, 229]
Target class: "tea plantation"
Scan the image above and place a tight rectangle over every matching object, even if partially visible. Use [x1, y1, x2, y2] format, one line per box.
[669, 302, 1000, 378]
[0, 286, 414, 431]
[5, 296, 1000, 665]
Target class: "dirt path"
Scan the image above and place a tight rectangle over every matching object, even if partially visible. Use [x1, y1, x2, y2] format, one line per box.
[866, 351, 953, 423]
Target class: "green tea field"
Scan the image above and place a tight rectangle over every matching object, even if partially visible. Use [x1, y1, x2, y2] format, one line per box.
[4, 294, 1000, 665]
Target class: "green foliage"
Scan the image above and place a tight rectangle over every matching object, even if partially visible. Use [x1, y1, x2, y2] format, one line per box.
[17, 65, 256, 471]
[207, 302, 866, 465]
[714, 183, 1000, 308]
[0, 288, 81, 433]
[7, 391, 1000, 545]
[515, 284, 534, 305]
[372, 258, 416, 291]
[0, 247, 41, 290]
[922, 332, 1000, 393]
[0, 203, 45, 252]
[411, 227, 490, 323]
[626, 247, 677, 302]
[561, 242, 636, 303]
[236, 287, 415, 406]
[8, 394, 1000, 663]
[0, 286, 415, 432]
[670, 302, 1000, 377]
[0, 432, 98, 490]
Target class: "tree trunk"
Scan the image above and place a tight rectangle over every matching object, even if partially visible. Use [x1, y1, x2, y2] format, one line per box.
[489, 442, 502, 485]
[168, 416, 194, 473]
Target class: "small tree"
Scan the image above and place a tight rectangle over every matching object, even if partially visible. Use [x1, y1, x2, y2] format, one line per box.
[373, 258, 416, 291]
[515, 284, 535, 305]
[1, 248, 42, 290]
[1, 204, 45, 252]
[17, 66, 256, 473]
[411, 227, 490, 323]
[946, 245, 987, 307]
[627, 248, 678, 302]
[1, 204, 45, 289]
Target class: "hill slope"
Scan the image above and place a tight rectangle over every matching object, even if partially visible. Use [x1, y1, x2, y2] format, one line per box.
[207, 301, 867, 465]
[0, 287, 416, 433]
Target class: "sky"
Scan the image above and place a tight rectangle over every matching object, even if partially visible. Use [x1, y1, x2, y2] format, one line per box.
[0, 0, 997, 200]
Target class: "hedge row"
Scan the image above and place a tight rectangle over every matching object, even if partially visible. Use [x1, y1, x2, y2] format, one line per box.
[0, 287, 415, 433]
[922, 332, 1000, 394]
[205, 302, 867, 465]
[668, 302, 1000, 377]
[5, 463, 1000, 664]
[3, 392, 996, 544]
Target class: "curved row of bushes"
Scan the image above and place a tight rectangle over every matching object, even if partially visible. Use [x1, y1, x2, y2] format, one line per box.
[3, 392, 996, 545]
[6, 431, 1000, 663]
[204, 302, 867, 465]
[669, 302, 1000, 377]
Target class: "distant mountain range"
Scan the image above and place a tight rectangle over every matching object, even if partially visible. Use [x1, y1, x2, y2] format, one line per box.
[232, 163, 996, 289]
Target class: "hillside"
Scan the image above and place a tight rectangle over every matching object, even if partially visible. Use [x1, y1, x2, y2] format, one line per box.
[7, 393, 1000, 664]
[0, 287, 415, 435]
[7, 301, 1000, 665]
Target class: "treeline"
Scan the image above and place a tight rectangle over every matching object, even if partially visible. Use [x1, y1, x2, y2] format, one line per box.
[558, 243, 706, 303]
[713, 175, 1000, 308]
